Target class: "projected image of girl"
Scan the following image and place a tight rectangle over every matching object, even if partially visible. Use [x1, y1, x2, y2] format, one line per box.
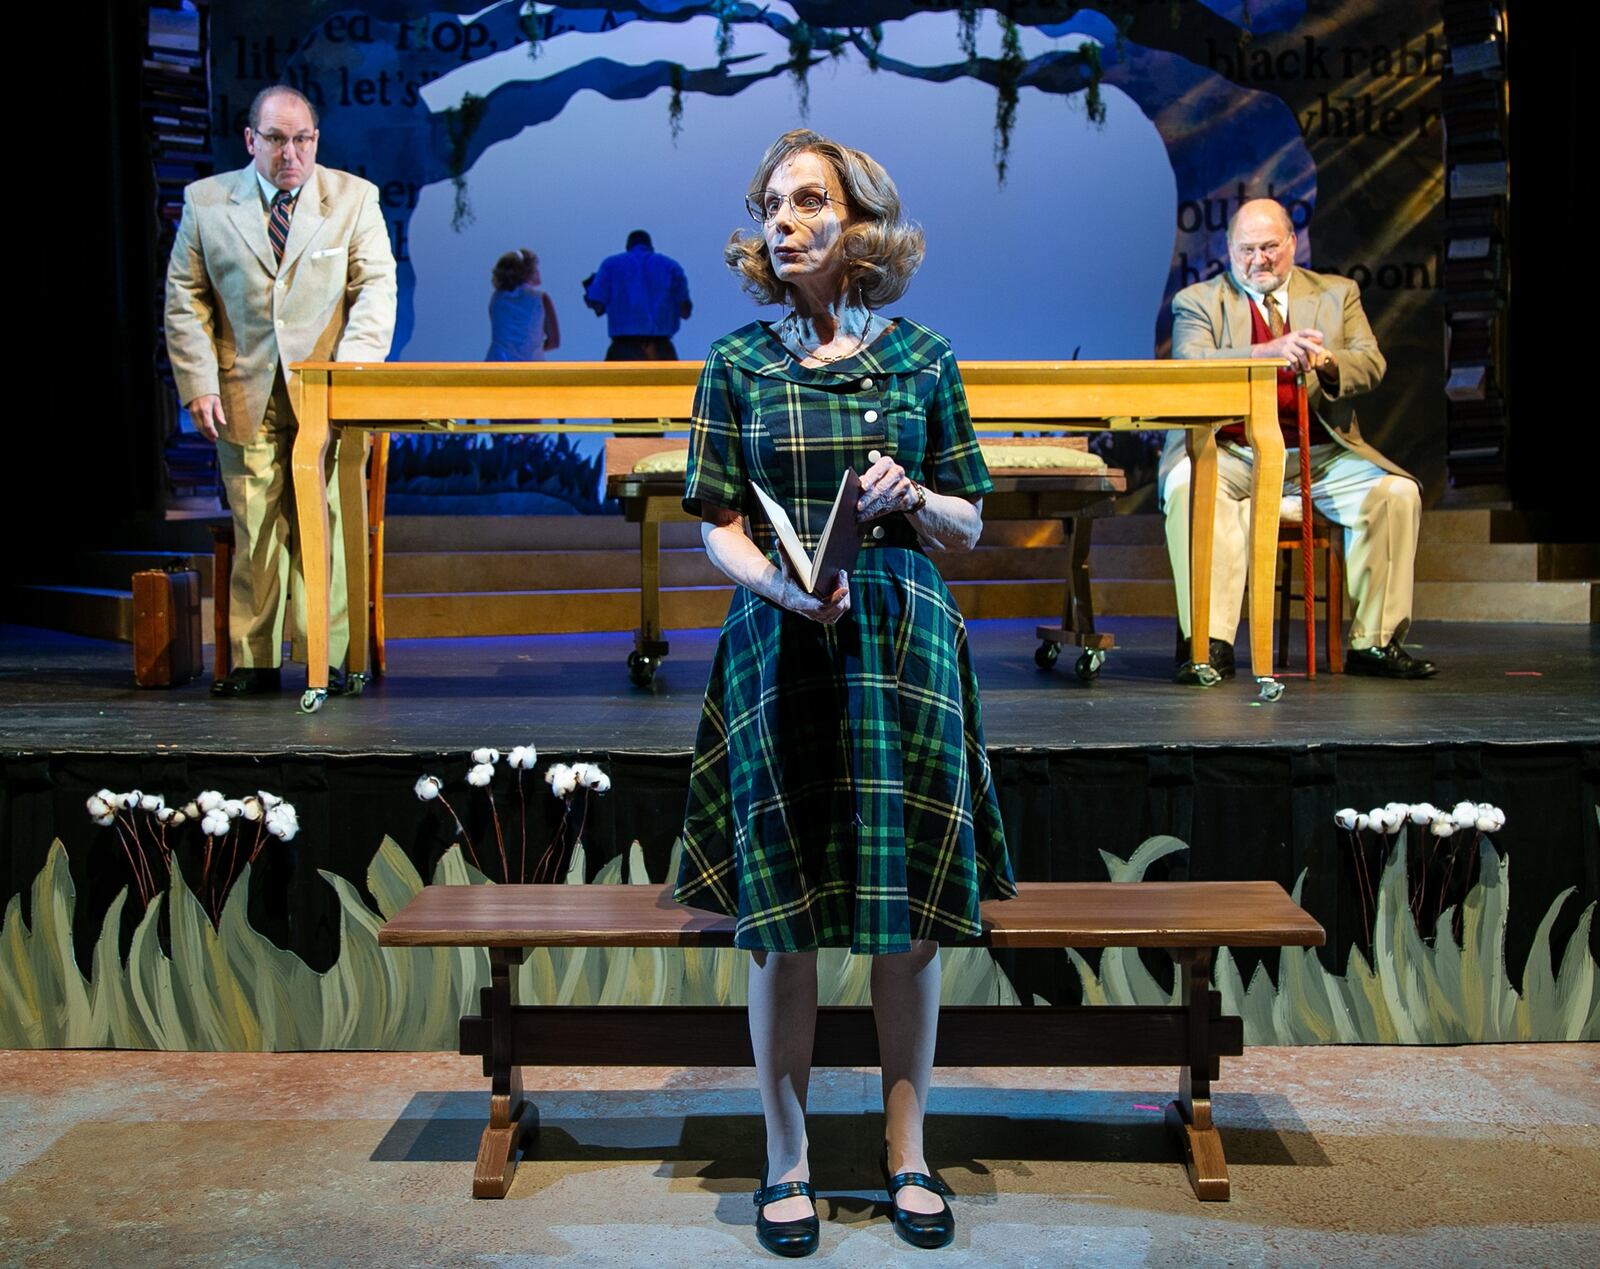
[673, 129, 1015, 1257]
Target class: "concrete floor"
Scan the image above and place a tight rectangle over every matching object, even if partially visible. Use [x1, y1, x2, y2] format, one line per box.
[1, 1047, 1596, 1267]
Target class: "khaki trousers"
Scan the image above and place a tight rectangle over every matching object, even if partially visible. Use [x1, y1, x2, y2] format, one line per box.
[1160, 441, 1420, 651]
[213, 373, 350, 670]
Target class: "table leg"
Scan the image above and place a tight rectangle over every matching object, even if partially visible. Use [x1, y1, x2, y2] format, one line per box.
[1165, 948, 1230, 1200]
[339, 432, 370, 683]
[474, 947, 530, 1199]
[630, 498, 670, 685]
[290, 370, 331, 704]
[1186, 426, 1219, 668]
[1067, 514, 1096, 638]
[1245, 369, 1286, 685]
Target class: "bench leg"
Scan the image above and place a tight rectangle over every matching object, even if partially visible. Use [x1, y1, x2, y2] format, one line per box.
[474, 948, 529, 1198]
[1166, 948, 1231, 1200]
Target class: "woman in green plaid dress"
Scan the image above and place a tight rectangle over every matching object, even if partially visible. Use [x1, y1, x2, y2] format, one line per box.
[675, 130, 1014, 1255]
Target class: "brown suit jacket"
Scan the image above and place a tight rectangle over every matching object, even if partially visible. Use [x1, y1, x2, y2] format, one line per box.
[1159, 267, 1413, 487]
[163, 164, 397, 443]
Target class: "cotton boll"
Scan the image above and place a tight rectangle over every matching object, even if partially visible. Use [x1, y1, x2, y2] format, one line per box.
[265, 805, 299, 841]
[198, 790, 224, 813]
[467, 763, 494, 788]
[223, 799, 245, 820]
[156, 805, 176, 823]
[125, 789, 144, 809]
[241, 798, 262, 822]
[1451, 802, 1477, 829]
[183, 801, 200, 819]
[1334, 808, 1358, 830]
[92, 812, 115, 827]
[1475, 815, 1497, 833]
[1354, 813, 1370, 832]
[1431, 815, 1455, 838]
[140, 793, 163, 812]
[415, 776, 442, 801]
[169, 810, 186, 826]
[1409, 803, 1436, 825]
[508, 745, 538, 771]
[258, 791, 282, 810]
[590, 771, 611, 793]
[1367, 808, 1388, 833]
[472, 748, 500, 766]
[201, 811, 230, 837]
[96, 788, 115, 805]
[86, 794, 112, 819]
[545, 763, 578, 797]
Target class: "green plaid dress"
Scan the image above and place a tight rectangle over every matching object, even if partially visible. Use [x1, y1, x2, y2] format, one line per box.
[674, 319, 1015, 954]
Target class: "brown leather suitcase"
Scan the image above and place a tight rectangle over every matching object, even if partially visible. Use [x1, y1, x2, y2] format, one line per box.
[133, 565, 204, 688]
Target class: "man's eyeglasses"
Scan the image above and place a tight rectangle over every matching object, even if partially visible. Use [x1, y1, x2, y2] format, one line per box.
[252, 130, 319, 153]
[1232, 239, 1289, 261]
[747, 186, 836, 224]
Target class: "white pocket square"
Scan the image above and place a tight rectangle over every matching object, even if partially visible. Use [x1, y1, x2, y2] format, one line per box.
[310, 246, 344, 259]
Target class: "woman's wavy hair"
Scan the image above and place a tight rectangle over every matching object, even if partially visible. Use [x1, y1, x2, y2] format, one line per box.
[725, 130, 925, 308]
[491, 248, 538, 292]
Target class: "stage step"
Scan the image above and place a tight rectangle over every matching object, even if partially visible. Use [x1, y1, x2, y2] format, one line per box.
[13, 510, 1597, 643]
[11, 584, 216, 645]
[382, 576, 1179, 638]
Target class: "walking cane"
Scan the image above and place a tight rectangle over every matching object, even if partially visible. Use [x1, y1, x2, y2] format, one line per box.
[1296, 374, 1316, 678]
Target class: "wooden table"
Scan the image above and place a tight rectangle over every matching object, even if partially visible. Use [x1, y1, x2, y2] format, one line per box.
[378, 880, 1325, 1202]
[289, 359, 1287, 710]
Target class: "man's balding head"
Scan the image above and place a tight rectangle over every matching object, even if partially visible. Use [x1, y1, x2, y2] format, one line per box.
[244, 87, 320, 193]
[1228, 199, 1296, 293]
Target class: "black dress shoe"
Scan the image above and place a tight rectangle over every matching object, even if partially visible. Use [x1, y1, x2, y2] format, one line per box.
[753, 1175, 819, 1258]
[1345, 639, 1438, 680]
[881, 1148, 955, 1250]
[1174, 634, 1237, 685]
[210, 667, 282, 698]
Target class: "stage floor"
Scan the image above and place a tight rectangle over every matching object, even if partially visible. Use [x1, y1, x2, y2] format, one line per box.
[4, 618, 1596, 755]
[1, 1046, 1595, 1266]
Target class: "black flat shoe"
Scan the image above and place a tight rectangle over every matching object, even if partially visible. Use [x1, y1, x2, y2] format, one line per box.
[1345, 639, 1438, 680]
[754, 1175, 818, 1258]
[210, 667, 282, 698]
[881, 1149, 954, 1250]
[1174, 634, 1236, 685]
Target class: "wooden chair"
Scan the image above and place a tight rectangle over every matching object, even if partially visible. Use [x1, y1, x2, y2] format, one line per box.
[210, 434, 390, 680]
[1275, 380, 1343, 677]
[1275, 507, 1344, 675]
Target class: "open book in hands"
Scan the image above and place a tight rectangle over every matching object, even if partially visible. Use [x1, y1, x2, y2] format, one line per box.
[751, 470, 864, 597]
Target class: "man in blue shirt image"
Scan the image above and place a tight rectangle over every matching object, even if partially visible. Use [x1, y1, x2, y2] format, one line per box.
[583, 229, 692, 359]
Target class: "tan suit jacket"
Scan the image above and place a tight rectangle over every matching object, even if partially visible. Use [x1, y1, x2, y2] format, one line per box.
[1159, 267, 1412, 486]
[163, 164, 397, 442]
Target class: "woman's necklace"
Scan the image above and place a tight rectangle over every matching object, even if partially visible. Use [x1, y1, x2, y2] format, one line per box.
[779, 309, 871, 365]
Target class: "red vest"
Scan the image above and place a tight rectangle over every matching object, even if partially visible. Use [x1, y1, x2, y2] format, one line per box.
[1217, 299, 1331, 448]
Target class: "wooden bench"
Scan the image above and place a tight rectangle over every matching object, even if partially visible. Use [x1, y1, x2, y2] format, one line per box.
[603, 436, 1127, 685]
[377, 881, 1324, 1202]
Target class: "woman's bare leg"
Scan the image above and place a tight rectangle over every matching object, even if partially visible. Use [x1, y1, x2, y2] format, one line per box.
[871, 940, 945, 1214]
[748, 948, 819, 1220]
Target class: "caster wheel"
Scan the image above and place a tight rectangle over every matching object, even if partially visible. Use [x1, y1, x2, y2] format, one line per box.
[1075, 649, 1106, 682]
[344, 672, 369, 698]
[1034, 642, 1060, 670]
[299, 688, 327, 714]
[1257, 677, 1285, 702]
[628, 652, 657, 687]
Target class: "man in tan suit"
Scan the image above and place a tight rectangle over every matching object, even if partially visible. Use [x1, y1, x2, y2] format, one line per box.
[164, 86, 396, 697]
[1160, 198, 1436, 683]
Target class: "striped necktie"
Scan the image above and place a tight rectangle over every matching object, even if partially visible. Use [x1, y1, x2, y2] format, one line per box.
[1263, 291, 1285, 338]
[268, 190, 294, 265]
